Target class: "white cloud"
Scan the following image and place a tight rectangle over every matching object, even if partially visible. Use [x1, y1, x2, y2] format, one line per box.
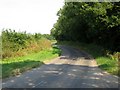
[0, 0, 64, 34]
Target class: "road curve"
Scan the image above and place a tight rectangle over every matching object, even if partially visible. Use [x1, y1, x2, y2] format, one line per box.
[2, 45, 119, 88]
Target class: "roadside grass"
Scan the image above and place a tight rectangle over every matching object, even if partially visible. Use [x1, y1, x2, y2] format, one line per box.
[1, 47, 61, 79]
[58, 41, 119, 76]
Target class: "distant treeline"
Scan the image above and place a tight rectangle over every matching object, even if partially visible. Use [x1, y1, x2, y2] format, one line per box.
[1, 29, 54, 59]
[51, 2, 120, 52]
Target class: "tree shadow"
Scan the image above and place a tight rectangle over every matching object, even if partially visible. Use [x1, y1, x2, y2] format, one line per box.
[57, 43, 119, 76]
[2, 64, 119, 88]
[1, 45, 119, 88]
[99, 64, 111, 69]
[52, 46, 61, 56]
[2, 60, 44, 79]
[58, 45, 93, 61]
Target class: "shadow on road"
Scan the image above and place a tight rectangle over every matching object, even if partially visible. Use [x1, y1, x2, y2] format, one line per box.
[2, 63, 119, 88]
[2, 45, 119, 88]
[2, 60, 44, 79]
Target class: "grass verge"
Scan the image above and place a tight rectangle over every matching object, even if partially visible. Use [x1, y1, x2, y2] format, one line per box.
[58, 41, 119, 76]
[1, 47, 61, 79]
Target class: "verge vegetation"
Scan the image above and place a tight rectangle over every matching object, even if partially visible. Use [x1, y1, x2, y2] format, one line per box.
[51, 2, 120, 52]
[2, 29, 54, 59]
[1, 29, 61, 79]
[1, 47, 61, 79]
[58, 41, 119, 76]
[51, 2, 120, 77]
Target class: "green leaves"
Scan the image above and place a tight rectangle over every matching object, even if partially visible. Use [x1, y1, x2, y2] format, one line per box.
[51, 2, 120, 51]
[2, 29, 53, 58]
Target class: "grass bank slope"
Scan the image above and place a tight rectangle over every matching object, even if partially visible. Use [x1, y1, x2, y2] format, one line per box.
[1, 46, 61, 79]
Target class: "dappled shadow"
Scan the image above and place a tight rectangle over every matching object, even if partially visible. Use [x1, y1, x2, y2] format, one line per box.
[2, 45, 119, 88]
[99, 64, 119, 76]
[59, 45, 92, 61]
[2, 63, 119, 88]
[59, 56, 91, 60]
[58, 44, 119, 77]
[99, 64, 111, 69]
[52, 46, 61, 56]
[2, 60, 44, 79]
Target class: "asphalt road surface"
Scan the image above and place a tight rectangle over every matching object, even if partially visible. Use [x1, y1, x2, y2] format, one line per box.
[2, 45, 119, 88]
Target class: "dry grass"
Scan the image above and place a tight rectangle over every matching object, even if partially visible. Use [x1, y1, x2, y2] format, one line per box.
[2, 38, 51, 59]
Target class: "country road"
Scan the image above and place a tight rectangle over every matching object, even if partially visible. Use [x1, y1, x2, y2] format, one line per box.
[2, 45, 119, 88]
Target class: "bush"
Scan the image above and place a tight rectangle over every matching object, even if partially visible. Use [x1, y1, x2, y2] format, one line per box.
[2, 29, 52, 59]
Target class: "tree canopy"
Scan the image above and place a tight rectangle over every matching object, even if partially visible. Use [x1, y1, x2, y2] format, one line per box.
[51, 2, 120, 51]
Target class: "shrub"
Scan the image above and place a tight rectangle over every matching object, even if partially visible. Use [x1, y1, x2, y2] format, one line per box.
[2, 29, 52, 59]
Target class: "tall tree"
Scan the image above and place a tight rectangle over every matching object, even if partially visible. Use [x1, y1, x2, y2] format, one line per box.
[51, 2, 120, 51]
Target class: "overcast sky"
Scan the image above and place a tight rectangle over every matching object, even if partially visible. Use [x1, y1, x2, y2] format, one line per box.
[0, 0, 64, 34]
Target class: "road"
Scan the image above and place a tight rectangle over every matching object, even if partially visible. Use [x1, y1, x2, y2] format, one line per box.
[2, 45, 119, 88]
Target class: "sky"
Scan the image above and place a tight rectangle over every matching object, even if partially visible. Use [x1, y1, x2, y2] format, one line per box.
[0, 0, 64, 34]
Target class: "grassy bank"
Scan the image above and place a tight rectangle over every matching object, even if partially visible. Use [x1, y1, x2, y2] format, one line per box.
[58, 41, 119, 76]
[2, 29, 53, 59]
[1, 47, 61, 79]
[1, 29, 60, 79]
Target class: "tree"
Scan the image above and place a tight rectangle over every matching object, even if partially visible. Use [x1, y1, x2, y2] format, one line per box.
[51, 2, 120, 51]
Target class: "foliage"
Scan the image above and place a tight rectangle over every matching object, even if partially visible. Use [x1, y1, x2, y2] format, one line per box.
[1, 29, 53, 59]
[107, 52, 120, 61]
[58, 41, 119, 76]
[51, 2, 120, 52]
[42, 34, 55, 40]
[1, 47, 61, 78]
[1, 28, 60, 78]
